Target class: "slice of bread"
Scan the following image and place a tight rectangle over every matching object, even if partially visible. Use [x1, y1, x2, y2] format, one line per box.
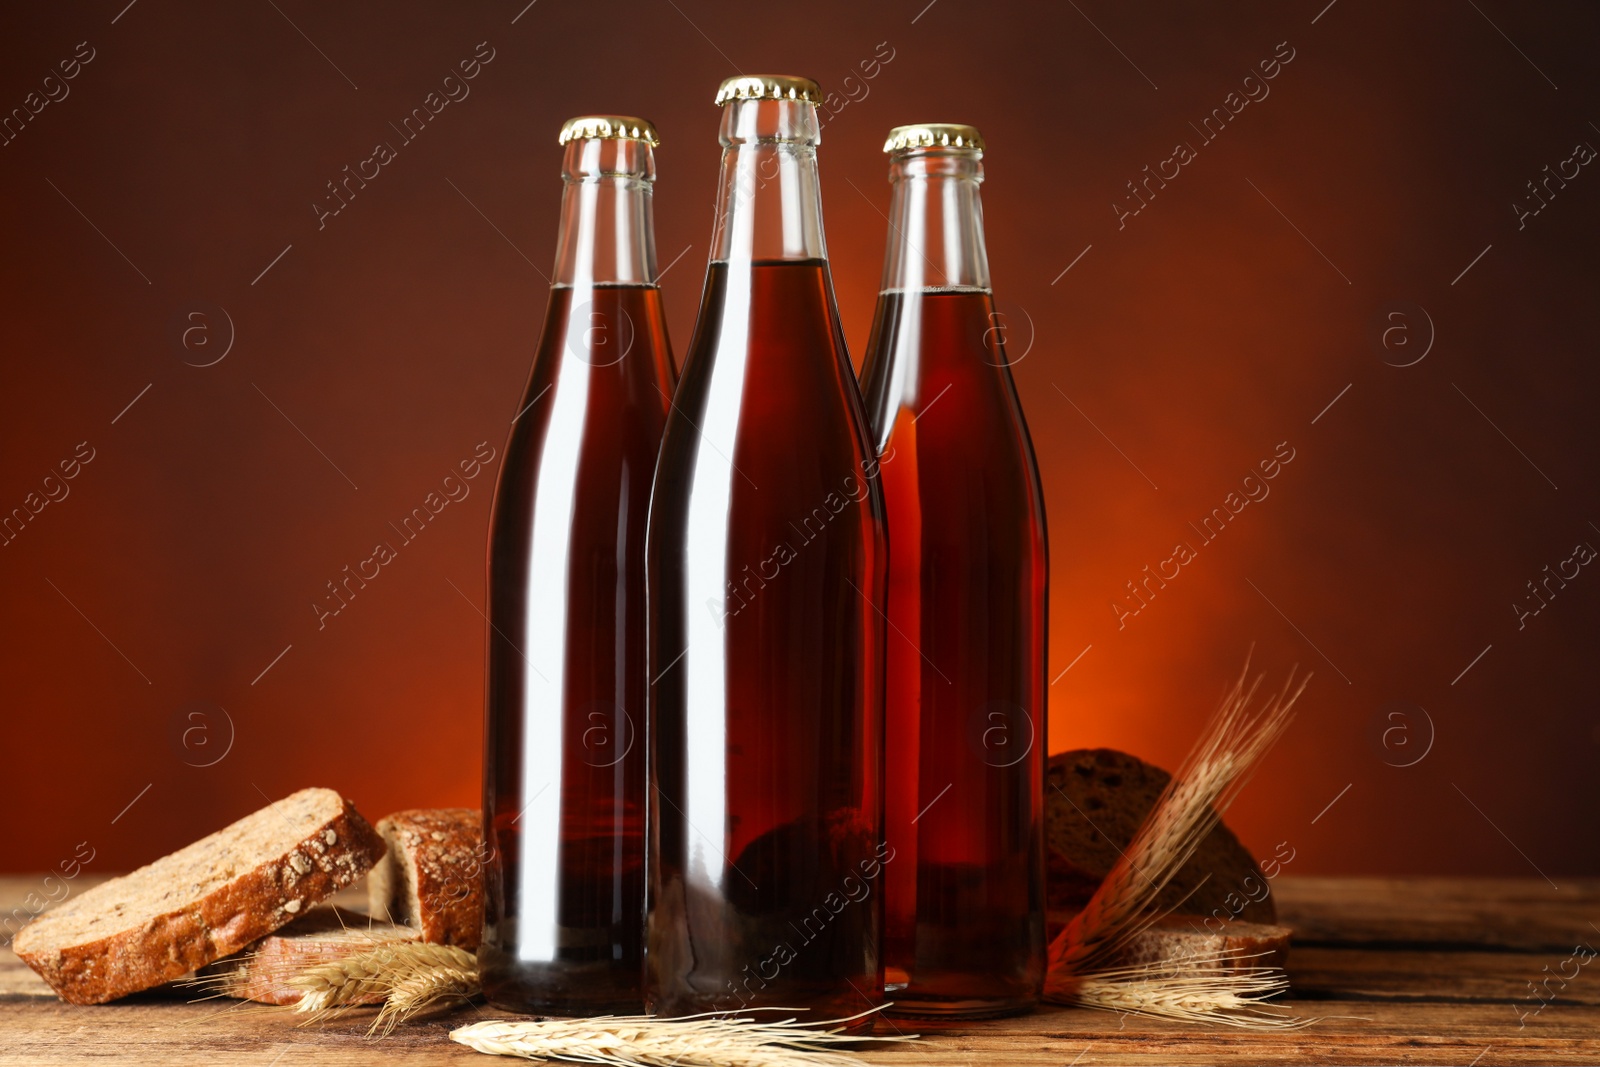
[1117, 915, 1291, 975]
[367, 808, 484, 949]
[1045, 748, 1276, 924]
[200, 904, 418, 1004]
[12, 787, 385, 1004]
[1046, 911, 1291, 975]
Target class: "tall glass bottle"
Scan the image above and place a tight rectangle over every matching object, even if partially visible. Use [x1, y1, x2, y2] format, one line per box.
[859, 124, 1048, 1017]
[646, 76, 888, 1024]
[481, 115, 675, 1015]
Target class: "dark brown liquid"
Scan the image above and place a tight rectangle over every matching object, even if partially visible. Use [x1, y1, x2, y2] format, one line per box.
[481, 283, 674, 1014]
[646, 260, 888, 1025]
[859, 287, 1048, 1017]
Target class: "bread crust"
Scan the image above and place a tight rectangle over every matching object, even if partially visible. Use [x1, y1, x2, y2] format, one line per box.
[368, 808, 484, 949]
[12, 789, 385, 1005]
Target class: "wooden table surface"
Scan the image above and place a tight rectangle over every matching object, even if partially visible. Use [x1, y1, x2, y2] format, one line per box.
[4, 875, 1598, 1065]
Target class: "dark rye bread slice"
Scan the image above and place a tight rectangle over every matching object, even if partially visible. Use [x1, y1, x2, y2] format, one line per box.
[200, 904, 418, 1005]
[1045, 748, 1276, 924]
[12, 787, 385, 1004]
[366, 808, 484, 949]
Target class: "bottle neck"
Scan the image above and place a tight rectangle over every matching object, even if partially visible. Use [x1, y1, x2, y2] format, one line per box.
[879, 148, 990, 292]
[553, 137, 658, 286]
[710, 98, 828, 263]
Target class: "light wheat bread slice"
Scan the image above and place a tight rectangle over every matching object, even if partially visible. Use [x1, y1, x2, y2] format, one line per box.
[367, 808, 484, 949]
[200, 904, 418, 1004]
[12, 787, 385, 1004]
[1046, 910, 1291, 975]
[1116, 915, 1291, 975]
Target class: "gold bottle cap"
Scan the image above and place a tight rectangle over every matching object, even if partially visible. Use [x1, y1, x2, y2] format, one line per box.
[557, 115, 660, 147]
[714, 75, 821, 106]
[883, 123, 985, 153]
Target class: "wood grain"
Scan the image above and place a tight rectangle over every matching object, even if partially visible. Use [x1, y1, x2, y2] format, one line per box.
[4, 875, 1598, 1065]
[1276, 876, 1600, 952]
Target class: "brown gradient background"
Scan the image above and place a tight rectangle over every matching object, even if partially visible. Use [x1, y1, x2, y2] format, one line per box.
[1, 0, 1596, 880]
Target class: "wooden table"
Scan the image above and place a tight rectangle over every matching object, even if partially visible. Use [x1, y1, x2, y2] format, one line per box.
[4, 876, 1597, 1065]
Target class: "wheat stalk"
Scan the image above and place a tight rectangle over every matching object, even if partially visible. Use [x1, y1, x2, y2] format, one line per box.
[1044, 656, 1312, 1028]
[181, 965, 256, 1001]
[451, 1008, 914, 1067]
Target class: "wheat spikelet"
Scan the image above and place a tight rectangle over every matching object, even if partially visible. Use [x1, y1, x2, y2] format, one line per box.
[1044, 656, 1312, 1028]
[451, 1008, 914, 1067]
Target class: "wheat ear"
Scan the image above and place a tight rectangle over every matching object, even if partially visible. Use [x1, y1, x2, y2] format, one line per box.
[1044, 658, 1311, 1028]
[370, 946, 481, 1035]
[452, 1008, 915, 1067]
[1073, 953, 1309, 1030]
[1049, 658, 1308, 980]
[287, 943, 478, 1024]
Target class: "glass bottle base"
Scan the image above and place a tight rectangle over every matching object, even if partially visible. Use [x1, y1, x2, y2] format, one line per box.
[480, 960, 643, 1017]
[884, 994, 1038, 1020]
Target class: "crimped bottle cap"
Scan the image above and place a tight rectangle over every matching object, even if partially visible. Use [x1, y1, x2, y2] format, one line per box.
[557, 115, 660, 147]
[883, 123, 985, 153]
[714, 75, 821, 106]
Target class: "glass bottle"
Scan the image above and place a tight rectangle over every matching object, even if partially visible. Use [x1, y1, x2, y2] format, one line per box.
[481, 115, 675, 1015]
[645, 76, 888, 1025]
[859, 124, 1048, 1017]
